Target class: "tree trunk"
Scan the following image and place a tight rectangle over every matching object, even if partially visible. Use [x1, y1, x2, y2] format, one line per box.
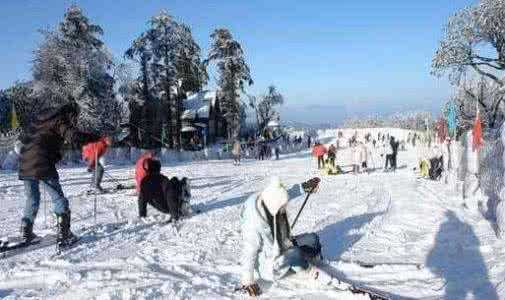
[141, 55, 151, 148]
[164, 50, 173, 149]
[175, 92, 183, 150]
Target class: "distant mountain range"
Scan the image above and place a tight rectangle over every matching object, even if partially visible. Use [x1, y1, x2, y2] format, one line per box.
[279, 104, 347, 128]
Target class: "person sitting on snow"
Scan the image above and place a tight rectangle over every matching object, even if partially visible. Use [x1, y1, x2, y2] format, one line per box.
[238, 177, 351, 296]
[138, 159, 192, 220]
[322, 159, 341, 175]
[82, 136, 113, 192]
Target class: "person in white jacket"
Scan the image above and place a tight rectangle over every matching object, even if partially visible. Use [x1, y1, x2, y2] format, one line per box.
[238, 177, 351, 296]
[352, 144, 361, 174]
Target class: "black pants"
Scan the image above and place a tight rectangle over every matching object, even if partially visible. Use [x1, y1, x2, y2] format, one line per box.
[317, 156, 325, 169]
[385, 154, 393, 169]
[327, 154, 335, 167]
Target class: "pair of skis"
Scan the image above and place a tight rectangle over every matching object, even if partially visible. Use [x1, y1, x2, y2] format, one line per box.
[0, 234, 80, 259]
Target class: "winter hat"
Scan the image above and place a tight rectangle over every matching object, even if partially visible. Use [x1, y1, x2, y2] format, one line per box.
[261, 176, 289, 215]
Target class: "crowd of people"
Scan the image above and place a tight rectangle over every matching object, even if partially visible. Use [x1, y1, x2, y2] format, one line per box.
[10, 102, 450, 298]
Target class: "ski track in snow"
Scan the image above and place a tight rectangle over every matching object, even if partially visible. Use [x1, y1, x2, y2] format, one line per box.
[1, 129, 505, 299]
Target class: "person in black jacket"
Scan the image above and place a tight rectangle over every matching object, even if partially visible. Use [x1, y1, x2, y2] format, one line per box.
[138, 159, 191, 220]
[391, 136, 400, 170]
[18, 102, 102, 245]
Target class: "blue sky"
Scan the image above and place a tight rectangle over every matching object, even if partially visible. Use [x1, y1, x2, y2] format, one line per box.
[0, 0, 476, 118]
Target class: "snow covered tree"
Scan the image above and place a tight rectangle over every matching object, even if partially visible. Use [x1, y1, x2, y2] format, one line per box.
[249, 85, 284, 134]
[33, 5, 120, 133]
[432, 0, 505, 86]
[125, 31, 155, 148]
[206, 28, 253, 138]
[454, 77, 505, 132]
[0, 90, 10, 132]
[3, 81, 44, 131]
[174, 23, 208, 148]
[126, 12, 207, 149]
[147, 12, 181, 148]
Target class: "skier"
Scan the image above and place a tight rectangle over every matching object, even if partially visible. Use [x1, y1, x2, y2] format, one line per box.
[82, 136, 112, 192]
[18, 102, 102, 246]
[138, 158, 192, 219]
[238, 177, 351, 296]
[312, 142, 326, 169]
[232, 140, 241, 165]
[307, 135, 312, 149]
[384, 139, 394, 171]
[391, 136, 400, 171]
[352, 143, 361, 174]
[359, 141, 369, 173]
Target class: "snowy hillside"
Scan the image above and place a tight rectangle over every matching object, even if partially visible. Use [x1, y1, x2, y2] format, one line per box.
[1, 131, 504, 299]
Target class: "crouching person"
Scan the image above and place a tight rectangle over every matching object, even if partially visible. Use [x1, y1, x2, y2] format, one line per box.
[138, 159, 192, 220]
[239, 177, 351, 296]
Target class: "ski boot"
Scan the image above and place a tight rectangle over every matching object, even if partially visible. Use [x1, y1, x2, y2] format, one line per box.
[56, 210, 78, 249]
[20, 218, 37, 242]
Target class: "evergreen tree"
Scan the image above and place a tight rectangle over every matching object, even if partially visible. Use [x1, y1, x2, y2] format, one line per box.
[126, 12, 207, 149]
[147, 12, 181, 148]
[33, 5, 120, 133]
[0, 90, 10, 131]
[173, 23, 208, 148]
[125, 32, 155, 148]
[206, 28, 253, 138]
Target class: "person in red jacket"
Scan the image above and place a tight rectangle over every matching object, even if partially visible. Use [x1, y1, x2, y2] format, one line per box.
[135, 151, 155, 193]
[82, 137, 112, 192]
[312, 142, 327, 169]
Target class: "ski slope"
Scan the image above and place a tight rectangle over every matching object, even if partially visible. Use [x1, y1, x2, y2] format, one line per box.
[1, 132, 505, 299]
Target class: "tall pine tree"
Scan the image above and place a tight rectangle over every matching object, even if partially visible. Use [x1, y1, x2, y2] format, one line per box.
[207, 29, 253, 138]
[33, 5, 120, 133]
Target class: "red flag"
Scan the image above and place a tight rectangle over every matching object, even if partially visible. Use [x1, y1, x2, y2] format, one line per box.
[437, 119, 447, 144]
[472, 111, 483, 151]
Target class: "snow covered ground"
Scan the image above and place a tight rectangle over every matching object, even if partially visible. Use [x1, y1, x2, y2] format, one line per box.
[1, 132, 505, 299]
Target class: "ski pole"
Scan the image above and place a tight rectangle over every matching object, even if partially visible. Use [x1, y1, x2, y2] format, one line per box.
[102, 170, 125, 189]
[94, 149, 98, 228]
[291, 178, 321, 230]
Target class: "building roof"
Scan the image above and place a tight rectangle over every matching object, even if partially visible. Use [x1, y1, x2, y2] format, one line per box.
[182, 90, 216, 120]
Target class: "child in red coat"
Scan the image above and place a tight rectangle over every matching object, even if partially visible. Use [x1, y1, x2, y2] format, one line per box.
[82, 137, 112, 192]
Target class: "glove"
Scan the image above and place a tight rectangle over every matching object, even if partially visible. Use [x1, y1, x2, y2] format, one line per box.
[241, 283, 261, 297]
[302, 177, 321, 193]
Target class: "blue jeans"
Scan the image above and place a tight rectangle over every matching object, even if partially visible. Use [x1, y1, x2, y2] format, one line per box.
[22, 178, 69, 223]
[274, 233, 322, 278]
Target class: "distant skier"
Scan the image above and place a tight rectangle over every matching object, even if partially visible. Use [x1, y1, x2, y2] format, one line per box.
[18, 102, 102, 246]
[232, 140, 241, 165]
[352, 143, 361, 174]
[391, 136, 400, 171]
[238, 177, 351, 296]
[138, 158, 192, 220]
[312, 142, 327, 169]
[82, 136, 112, 192]
[384, 139, 394, 171]
[359, 141, 369, 173]
[307, 136, 312, 149]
